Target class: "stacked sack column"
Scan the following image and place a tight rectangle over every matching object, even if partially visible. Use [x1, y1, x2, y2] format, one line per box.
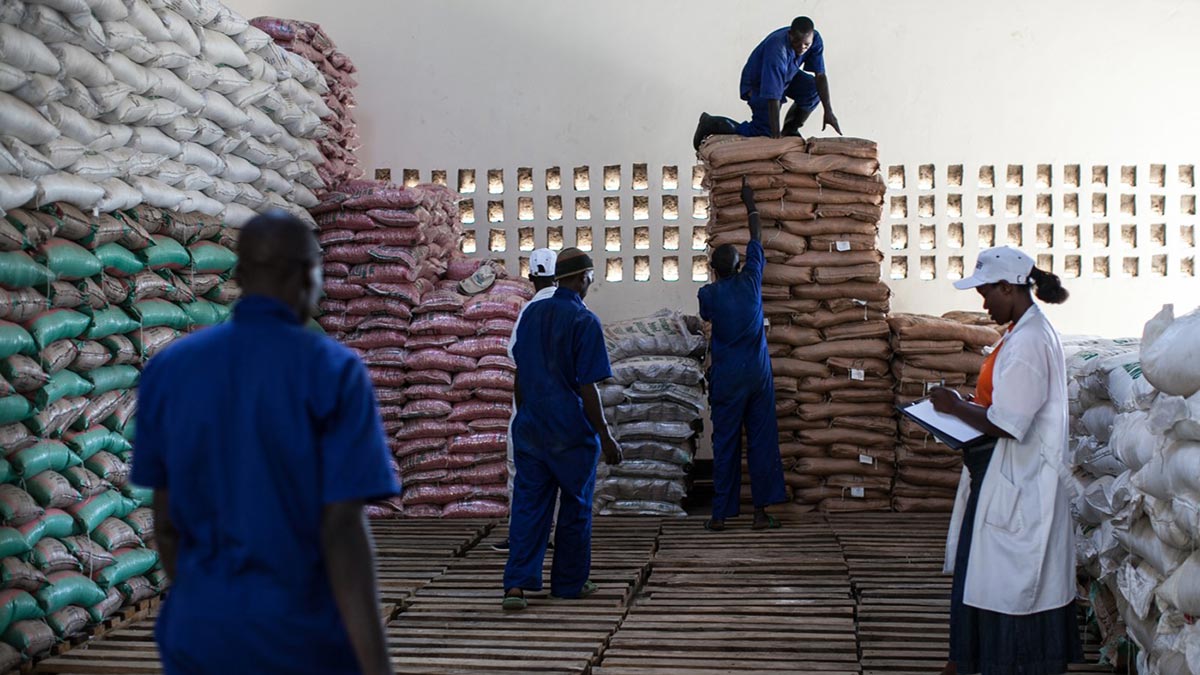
[594, 311, 707, 517]
[887, 312, 1002, 512]
[0, 203, 241, 665]
[699, 135, 894, 514]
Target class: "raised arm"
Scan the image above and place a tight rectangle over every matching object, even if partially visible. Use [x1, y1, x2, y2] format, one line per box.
[741, 176, 762, 243]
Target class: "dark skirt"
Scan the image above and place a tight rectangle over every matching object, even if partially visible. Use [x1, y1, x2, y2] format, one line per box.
[949, 441, 1084, 675]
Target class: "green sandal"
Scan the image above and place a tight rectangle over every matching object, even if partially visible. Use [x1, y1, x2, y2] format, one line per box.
[501, 593, 528, 611]
[553, 580, 599, 600]
[752, 514, 781, 530]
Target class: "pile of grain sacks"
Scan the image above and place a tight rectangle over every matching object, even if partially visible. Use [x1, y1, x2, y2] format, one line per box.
[250, 16, 360, 189]
[0, 0, 332, 226]
[699, 135, 894, 514]
[0, 203, 241, 664]
[595, 310, 706, 517]
[888, 312, 1002, 512]
[1069, 306, 1200, 674]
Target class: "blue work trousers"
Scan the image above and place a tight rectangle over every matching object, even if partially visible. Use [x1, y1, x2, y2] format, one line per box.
[503, 442, 599, 598]
[737, 71, 821, 137]
[710, 372, 787, 520]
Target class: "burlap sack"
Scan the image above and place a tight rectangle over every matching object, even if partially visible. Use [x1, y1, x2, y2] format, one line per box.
[795, 457, 892, 477]
[800, 375, 893, 393]
[790, 338, 890, 361]
[826, 356, 891, 377]
[780, 218, 878, 237]
[708, 229, 807, 255]
[829, 388, 895, 404]
[887, 313, 1002, 348]
[784, 472, 822, 489]
[799, 427, 894, 447]
[827, 473, 894, 489]
[816, 171, 887, 195]
[891, 338, 966, 355]
[772, 357, 831, 379]
[833, 414, 896, 435]
[905, 351, 986, 374]
[776, 398, 799, 417]
[892, 361, 970, 386]
[816, 203, 884, 223]
[805, 137, 879, 160]
[791, 282, 890, 302]
[892, 480, 959, 499]
[942, 311, 996, 327]
[711, 173, 819, 193]
[829, 444, 897, 465]
[786, 250, 883, 268]
[819, 497, 892, 513]
[766, 324, 823, 347]
[797, 486, 890, 502]
[768, 343, 791, 358]
[777, 416, 832, 432]
[824, 297, 891, 314]
[763, 264, 813, 285]
[810, 234, 880, 251]
[794, 308, 887, 329]
[899, 465, 963, 490]
[813, 263, 883, 285]
[761, 284, 793, 301]
[798, 401, 894, 421]
[896, 446, 963, 469]
[717, 201, 816, 222]
[893, 496, 956, 512]
[711, 187, 786, 208]
[780, 442, 830, 459]
[823, 320, 890, 341]
[762, 299, 821, 316]
[786, 187, 883, 206]
[700, 135, 806, 168]
[774, 375, 800, 392]
[709, 160, 784, 181]
[778, 151, 879, 177]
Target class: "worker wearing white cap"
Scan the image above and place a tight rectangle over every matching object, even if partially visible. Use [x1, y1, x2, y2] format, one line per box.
[928, 246, 1082, 675]
[493, 248, 559, 552]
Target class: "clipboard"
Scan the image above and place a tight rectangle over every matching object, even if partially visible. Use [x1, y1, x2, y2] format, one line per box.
[896, 398, 989, 450]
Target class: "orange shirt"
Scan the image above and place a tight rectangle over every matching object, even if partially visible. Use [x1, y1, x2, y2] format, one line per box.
[973, 333, 1007, 408]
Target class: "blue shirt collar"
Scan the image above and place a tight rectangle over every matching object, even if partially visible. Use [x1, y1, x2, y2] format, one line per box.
[233, 295, 303, 325]
[553, 286, 585, 306]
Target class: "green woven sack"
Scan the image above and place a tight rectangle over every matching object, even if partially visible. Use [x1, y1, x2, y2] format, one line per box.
[25, 309, 90, 350]
[0, 459, 13, 485]
[0, 530, 29, 558]
[0, 591, 43, 635]
[63, 427, 126, 461]
[181, 299, 224, 327]
[34, 240, 102, 281]
[84, 307, 138, 340]
[120, 484, 152, 507]
[84, 366, 138, 397]
[34, 370, 93, 408]
[18, 510, 76, 549]
[9, 441, 82, 477]
[138, 236, 189, 271]
[34, 572, 106, 614]
[0, 322, 35, 360]
[187, 242, 237, 274]
[94, 549, 158, 590]
[131, 300, 189, 330]
[0, 253, 53, 289]
[66, 492, 121, 534]
[0, 397, 32, 426]
[93, 243, 144, 278]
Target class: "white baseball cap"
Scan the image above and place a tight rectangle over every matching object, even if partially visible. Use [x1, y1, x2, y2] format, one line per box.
[529, 248, 557, 278]
[954, 246, 1035, 290]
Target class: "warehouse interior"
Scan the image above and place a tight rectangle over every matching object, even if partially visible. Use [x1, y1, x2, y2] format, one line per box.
[0, 0, 1198, 673]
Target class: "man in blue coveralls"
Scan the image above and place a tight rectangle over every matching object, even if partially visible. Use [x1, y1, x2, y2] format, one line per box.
[502, 248, 622, 610]
[693, 16, 842, 150]
[698, 179, 788, 531]
[132, 212, 398, 675]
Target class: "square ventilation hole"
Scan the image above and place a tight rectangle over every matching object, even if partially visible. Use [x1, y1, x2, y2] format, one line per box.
[662, 195, 679, 220]
[918, 195, 935, 218]
[888, 165, 905, 188]
[460, 200, 476, 224]
[978, 165, 995, 188]
[547, 195, 563, 221]
[1180, 165, 1195, 187]
[1121, 165, 1137, 187]
[575, 197, 591, 220]
[518, 257, 529, 277]
[947, 194, 963, 218]
[947, 164, 963, 187]
[1093, 256, 1110, 278]
[1064, 194, 1079, 217]
[890, 224, 909, 250]
[576, 226, 593, 251]
[919, 256, 936, 280]
[662, 256, 680, 281]
[918, 164, 935, 190]
[662, 165, 678, 190]
[978, 224, 996, 248]
[1150, 223, 1166, 247]
[919, 224, 936, 250]
[547, 226, 564, 250]
[632, 164, 648, 191]
[1151, 195, 1165, 216]
[1007, 164, 1023, 187]
[1036, 164, 1052, 188]
[460, 231, 477, 254]
[1007, 223, 1023, 247]
[487, 200, 504, 223]
[518, 227, 535, 252]
[488, 229, 506, 252]
[634, 226, 650, 250]
[1184, 257, 1196, 277]
[633, 196, 649, 221]
[431, 170, 447, 186]
[663, 226, 680, 250]
[977, 196, 993, 217]
[605, 227, 621, 252]
[1092, 166, 1108, 187]
[374, 168, 391, 182]
[948, 223, 964, 248]
[1006, 195, 1022, 217]
[890, 256, 908, 280]
[1037, 254, 1053, 272]
[487, 169, 504, 194]
[948, 256, 965, 280]
[692, 227, 708, 251]
[692, 165, 705, 190]
[1122, 257, 1139, 278]
[1183, 195, 1197, 215]
[1093, 223, 1110, 248]
[1181, 225, 1195, 248]
[574, 166, 590, 191]
[1121, 194, 1136, 216]
[891, 196, 908, 219]
[1064, 255, 1081, 279]
[403, 169, 420, 187]
[693, 196, 709, 220]
[1064, 225, 1080, 249]
[1150, 164, 1166, 187]
[517, 167, 533, 192]
[458, 169, 476, 194]
[634, 256, 650, 282]
[1151, 254, 1167, 276]
[604, 165, 621, 191]
[1122, 224, 1138, 248]
[691, 256, 708, 282]
[1037, 223, 1054, 249]
[605, 258, 623, 282]
[518, 197, 534, 221]
[1092, 193, 1107, 217]
[1064, 164, 1081, 188]
[546, 167, 562, 190]
[605, 197, 620, 221]
[1037, 194, 1052, 217]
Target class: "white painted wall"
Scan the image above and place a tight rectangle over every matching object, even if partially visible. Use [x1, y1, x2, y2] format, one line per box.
[233, 0, 1200, 336]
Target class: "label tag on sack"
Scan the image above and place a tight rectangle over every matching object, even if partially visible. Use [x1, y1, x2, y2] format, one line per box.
[850, 487, 866, 498]
[836, 240, 851, 252]
[858, 453, 874, 465]
[850, 368, 865, 381]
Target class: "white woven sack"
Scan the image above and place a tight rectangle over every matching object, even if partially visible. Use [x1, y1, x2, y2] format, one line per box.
[18, 5, 78, 45]
[38, 136, 86, 170]
[0, 64, 29, 93]
[191, 118, 224, 146]
[0, 92, 60, 145]
[175, 59, 218, 90]
[220, 154, 260, 183]
[67, 12, 108, 54]
[207, 65, 249, 96]
[35, 172, 104, 208]
[96, 177, 141, 211]
[159, 116, 200, 143]
[282, 50, 320, 87]
[89, 81, 133, 115]
[50, 43, 113, 87]
[154, 159, 189, 186]
[201, 29, 249, 68]
[207, 5, 248, 36]
[206, 130, 245, 156]
[155, 8, 200, 56]
[0, 24, 61, 75]
[0, 143, 19, 175]
[290, 183, 319, 209]
[277, 79, 315, 108]
[244, 107, 281, 142]
[230, 136, 273, 166]
[178, 190, 223, 216]
[88, 123, 130, 152]
[295, 138, 323, 164]
[1, 137, 56, 177]
[254, 168, 290, 195]
[99, 94, 152, 125]
[12, 73, 68, 108]
[0, 175, 37, 211]
[130, 175, 186, 209]
[148, 68, 204, 113]
[203, 177, 240, 204]
[131, 127, 181, 157]
[1142, 304, 1200, 398]
[124, 0, 171, 41]
[103, 53, 156, 94]
[68, 153, 119, 181]
[26, 0, 90, 15]
[101, 21, 146, 52]
[239, 52, 278, 84]
[227, 80, 272, 108]
[233, 183, 266, 209]
[233, 26, 270, 51]
[221, 202, 256, 227]
[117, 149, 165, 177]
[139, 97, 185, 127]
[179, 142, 224, 175]
[178, 166, 214, 192]
[88, 0, 128, 21]
[149, 41, 192, 70]
[165, 0, 219, 25]
[60, 78, 100, 118]
[0, 0, 24, 23]
[199, 89, 249, 129]
[295, 161, 324, 191]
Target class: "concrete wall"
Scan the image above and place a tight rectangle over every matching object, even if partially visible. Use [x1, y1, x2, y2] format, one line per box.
[233, 0, 1200, 336]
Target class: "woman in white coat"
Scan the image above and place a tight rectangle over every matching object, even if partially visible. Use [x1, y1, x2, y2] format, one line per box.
[929, 247, 1083, 675]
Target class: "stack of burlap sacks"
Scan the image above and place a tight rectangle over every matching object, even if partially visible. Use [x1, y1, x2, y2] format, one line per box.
[1069, 305, 1200, 674]
[887, 312, 1003, 512]
[699, 134, 894, 514]
[250, 16, 361, 189]
[595, 310, 706, 517]
[0, 204, 242, 665]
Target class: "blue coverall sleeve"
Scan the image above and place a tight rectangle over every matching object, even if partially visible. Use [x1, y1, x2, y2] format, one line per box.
[573, 312, 613, 387]
[745, 240, 765, 287]
[803, 33, 826, 74]
[698, 287, 712, 321]
[130, 358, 167, 489]
[757, 42, 792, 100]
[318, 354, 400, 504]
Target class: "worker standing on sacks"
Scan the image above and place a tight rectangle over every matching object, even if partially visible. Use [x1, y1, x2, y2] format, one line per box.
[699, 178, 788, 531]
[929, 246, 1083, 675]
[502, 248, 622, 610]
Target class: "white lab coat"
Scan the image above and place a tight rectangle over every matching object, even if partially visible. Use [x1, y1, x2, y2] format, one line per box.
[943, 303, 1080, 615]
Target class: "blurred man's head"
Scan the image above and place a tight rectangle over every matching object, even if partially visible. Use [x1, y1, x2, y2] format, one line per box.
[710, 244, 740, 280]
[555, 248, 596, 299]
[788, 16, 815, 56]
[529, 248, 558, 291]
[234, 211, 323, 321]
